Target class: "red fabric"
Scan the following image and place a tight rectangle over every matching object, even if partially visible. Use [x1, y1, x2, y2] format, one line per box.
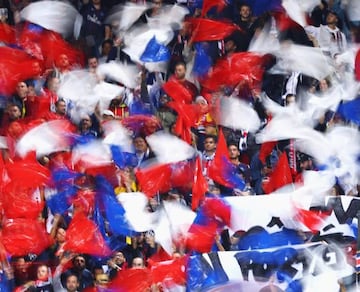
[40, 31, 85, 69]
[63, 212, 111, 257]
[0, 22, 16, 44]
[355, 49, 360, 81]
[202, 52, 266, 92]
[259, 141, 277, 164]
[2, 219, 53, 256]
[6, 152, 51, 189]
[188, 18, 238, 42]
[296, 208, 328, 233]
[135, 163, 172, 197]
[170, 160, 195, 190]
[173, 116, 192, 144]
[201, 0, 226, 17]
[163, 79, 194, 104]
[167, 102, 202, 127]
[2, 183, 44, 219]
[208, 129, 234, 188]
[185, 221, 217, 253]
[191, 156, 208, 210]
[109, 268, 152, 291]
[262, 152, 293, 194]
[70, 189, 95, 216]
[202, 197, 231, 227]
[150, 257, 187, 287]
[0, 47, 44, 95]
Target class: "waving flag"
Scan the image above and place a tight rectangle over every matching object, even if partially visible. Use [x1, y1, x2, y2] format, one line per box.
[188, 18, 239, 42]
[336, 97, 360, 126]
[0, 22, 15, 44]
[63, 212, 111, 257]
[201, 0, 226, 17]
[140, 36, 170, 63]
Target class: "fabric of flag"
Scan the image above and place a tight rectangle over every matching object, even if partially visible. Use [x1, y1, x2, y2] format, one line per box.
[201, 52, 266, 92]
[163, 79, 194, 104]
[110, 145, 138, 169]
[170, 160, 195, 189]
[185, 221, 218, 253]
[121, 115, 162, 136]
[47, 185, 78, 215]
[262, 151, 293, 194]
[356, 49, 360, 81]
[150, 257, 187, 287]
[2, 183, 44, 219]
[140, 36, 171, 63]
[63, 212, 111, 257]
[201, 197, 231, 227]
[108, 268, 152, 291]
[192, 42, 213, 78]
[18, 22, 45, 60]
[208, 129, 245, 190]
[259, 141, 277, 165]
[5, 152, 51, 189]
[0, 22, 15, 44]
[336, 97, 360, 126]
[96, 176, 133, 236]
[188, 18, 238, 43]
[2, 219, 53, 256]
[136, 163, 172, 197]
[201, 0, 226, 17]
[192, 156, 208, 210]
[295, 208, 328, 233]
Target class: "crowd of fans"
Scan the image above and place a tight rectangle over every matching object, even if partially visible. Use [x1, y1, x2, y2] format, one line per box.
[0, 0, 359, 291]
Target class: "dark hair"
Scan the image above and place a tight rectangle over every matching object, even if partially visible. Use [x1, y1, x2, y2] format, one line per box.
[174, 61, 186, 69]
[204, 134, 217, 143]
[102, 39, 113, 47]
[55, 98, 66, 107]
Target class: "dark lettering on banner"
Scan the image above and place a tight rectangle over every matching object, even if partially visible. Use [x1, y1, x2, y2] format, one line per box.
[310, 196, 360, 224]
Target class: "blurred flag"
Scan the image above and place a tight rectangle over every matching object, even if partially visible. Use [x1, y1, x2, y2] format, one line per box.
[140, 36, 170, 63]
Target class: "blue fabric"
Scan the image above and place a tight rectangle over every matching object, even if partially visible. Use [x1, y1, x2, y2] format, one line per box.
[140, 36, 170, 62]
[193, 43, 212, 77]
[336, 97, 360, 126]
[110, 145, 138, 169]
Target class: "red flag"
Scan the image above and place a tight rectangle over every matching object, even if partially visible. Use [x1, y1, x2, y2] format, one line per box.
[0, 22, 15, 44]
[173, 116, 192, 145]
[109, 268, 152, 291]
[208, 129, 234, 188]
[185, 221, 217, 253]
[202, 52, 266, 92]
[150, 257, 187, 287]
[192, 156, 208, 210]
[70, 189, 95, 216]
[170, 160, 195, 190]
[2, 183, 44, 220]
[40, 31, 85, 69]
[259, 141, 277, 164]
[2, 219, 53, 256]
[63, 212, 111, 257]
[6, 152, 51, 188]
[163, 79, 194, 104]
[136, 163, 172, 197]
[189, 18, 238, 42]
[295, 208, 328, 233]
[262, 152, 293, 194]
[167, 101, 202, 127]
[202, 197, 231, 227]
[121, 115, 162, 136]
[201, 0, 226, 17]
[356, 49, 360, 81]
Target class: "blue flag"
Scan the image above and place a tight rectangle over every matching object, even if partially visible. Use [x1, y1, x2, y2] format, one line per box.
[193, 43, 212, 77]
[140, 36, 170, 62]
[336, 97, 360, 126]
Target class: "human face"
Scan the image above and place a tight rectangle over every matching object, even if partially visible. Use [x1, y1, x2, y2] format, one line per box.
[204, 138, 216, 152]
[37, 265, 48, 281]
[66, 275, 79, 292]
[132, 257, 145, 269]
[240, 5, 251, 20]
[81, 116, 92, 130]
[174, 64, 186, 81]
[134, 137, 148, 153]
[73, 256, 86, 270]
[114, 252, 125, 265]
[56, 101, 67, 116]
[48, 77, 60, 92]
[88, 57, 98, 70]
[8, 105, 21, 121]
[16, 82, 28, 99]
[57, 54, 69, 70]
[326, 13, 338, 26]
[102, 43, 112, 56]
[56, 228, 66, 243]
[228, 145, 240, 159]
